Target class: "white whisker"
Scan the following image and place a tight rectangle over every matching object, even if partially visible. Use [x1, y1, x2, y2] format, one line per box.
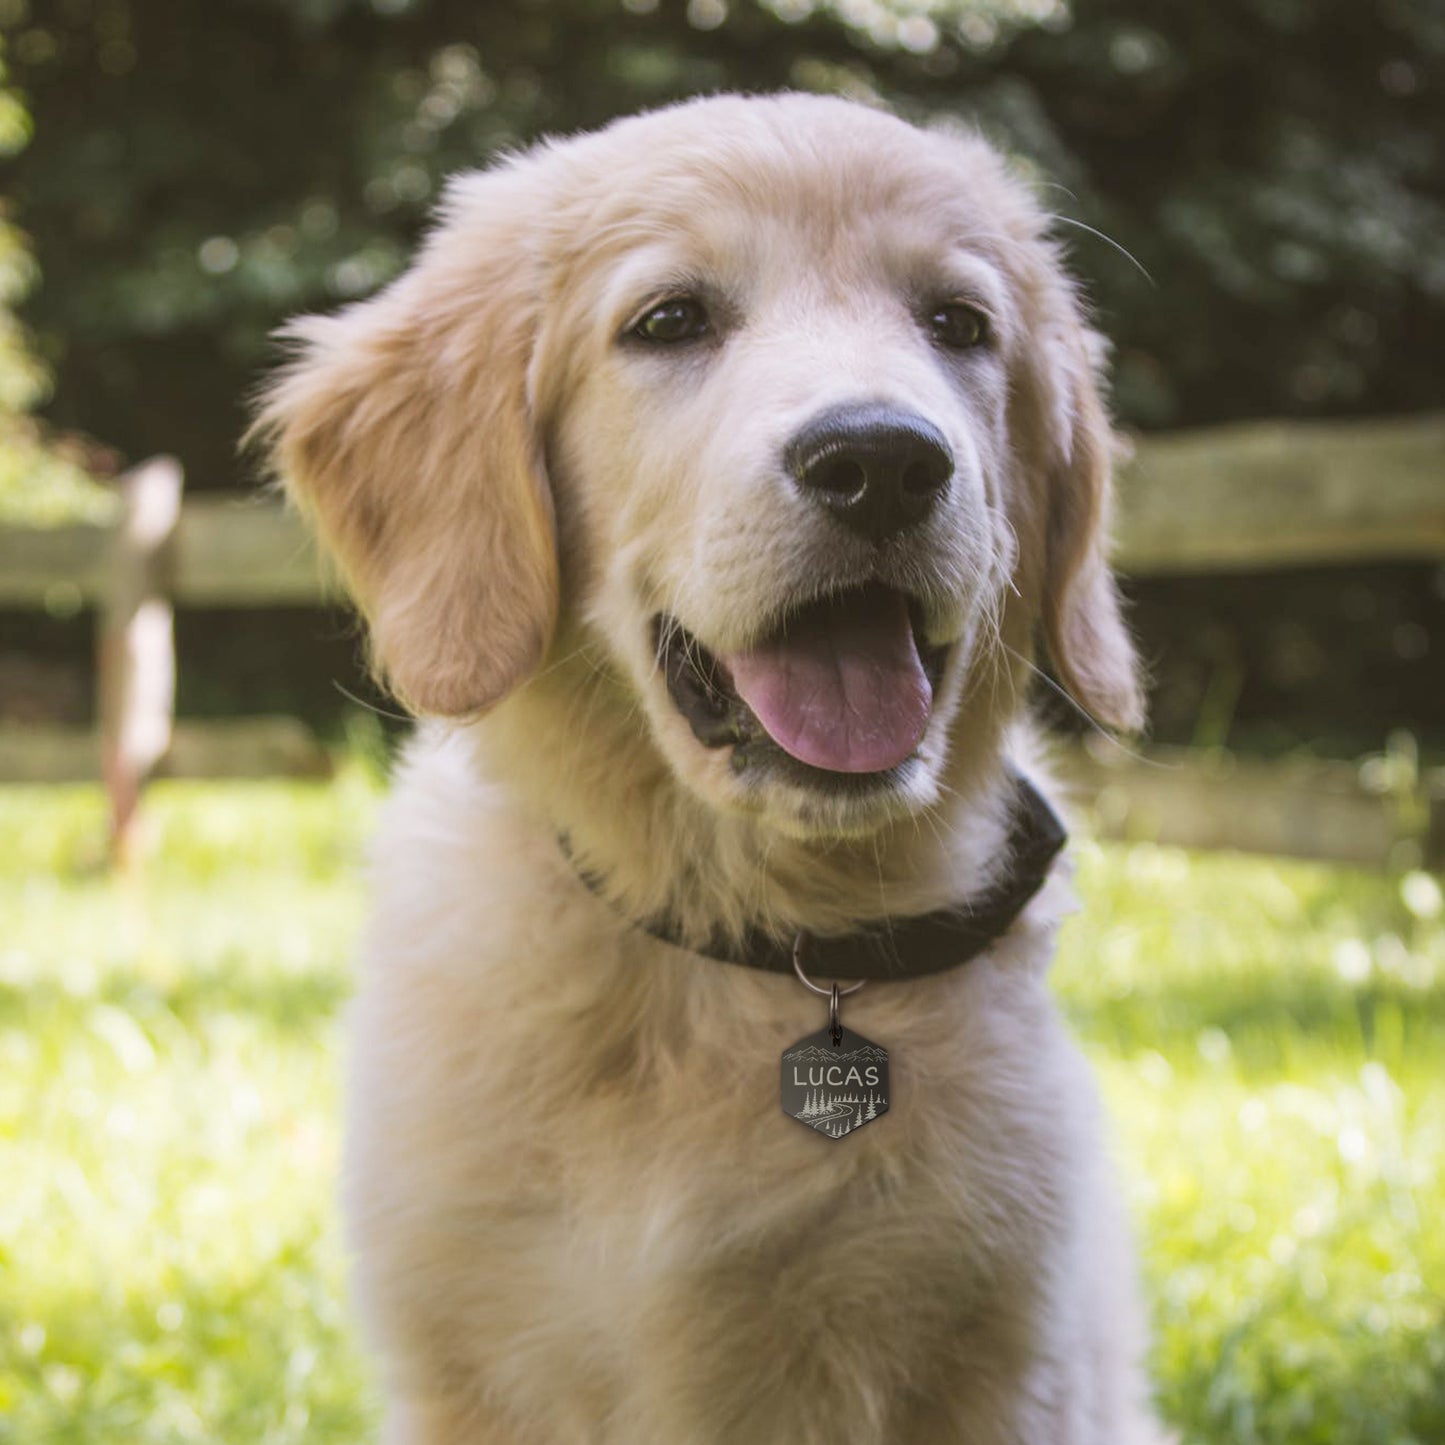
[1048, 213, 1156, 288]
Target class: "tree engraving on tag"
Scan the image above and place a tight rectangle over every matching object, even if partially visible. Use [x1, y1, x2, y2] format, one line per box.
[780, 1025, 890, 1139]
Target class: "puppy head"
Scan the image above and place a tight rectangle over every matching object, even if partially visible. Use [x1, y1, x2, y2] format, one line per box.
[259, 95, 1139, 838]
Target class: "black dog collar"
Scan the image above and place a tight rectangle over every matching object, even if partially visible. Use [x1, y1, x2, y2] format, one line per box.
[561, 771, 1066, 981]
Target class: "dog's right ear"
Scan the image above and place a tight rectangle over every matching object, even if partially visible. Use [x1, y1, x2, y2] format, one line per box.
[254, 161, 558, 718]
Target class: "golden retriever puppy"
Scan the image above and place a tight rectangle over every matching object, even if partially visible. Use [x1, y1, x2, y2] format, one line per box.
[259, 93, 1164, 1445]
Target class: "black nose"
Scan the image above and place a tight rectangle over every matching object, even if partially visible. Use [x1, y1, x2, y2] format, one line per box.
[786, 403, 953, 542]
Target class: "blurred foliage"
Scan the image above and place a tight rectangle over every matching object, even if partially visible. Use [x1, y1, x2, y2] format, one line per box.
[1120, 563, 1444, 760]
[0, 774, 1442, 1442]
[0, 27, 114, 523]
[0, 417, 114, 523]
[0, 0, 1439, 753]
[0, 30, 41, 417]
[1, 0, 1442, 484]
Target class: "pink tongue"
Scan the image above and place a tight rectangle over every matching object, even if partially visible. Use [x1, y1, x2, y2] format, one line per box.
[722, 586, 932, 774]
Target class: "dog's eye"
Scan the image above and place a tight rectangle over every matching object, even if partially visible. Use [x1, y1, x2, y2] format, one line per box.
[632, 297, 710, 344]
[928, 302, 990, 351]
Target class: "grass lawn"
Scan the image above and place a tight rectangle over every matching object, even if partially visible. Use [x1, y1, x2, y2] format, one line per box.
[1, 774, 1442, 1443]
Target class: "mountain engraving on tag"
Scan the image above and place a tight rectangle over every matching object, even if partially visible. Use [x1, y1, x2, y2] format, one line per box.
[780, 1024, 890, 1139]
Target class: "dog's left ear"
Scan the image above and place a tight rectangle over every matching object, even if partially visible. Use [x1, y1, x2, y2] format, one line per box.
[1032, 294, 1145, 733]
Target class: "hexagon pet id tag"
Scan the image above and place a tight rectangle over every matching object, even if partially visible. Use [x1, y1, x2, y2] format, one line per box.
[782, 936, 889, 1140]
[781, 1020, 890, 1139]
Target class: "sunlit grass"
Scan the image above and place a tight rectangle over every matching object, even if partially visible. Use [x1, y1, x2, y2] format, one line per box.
[1, 776, 1441, 1443]
[1060, 841, 1445, 1444]
[0, 778, 378, 1444]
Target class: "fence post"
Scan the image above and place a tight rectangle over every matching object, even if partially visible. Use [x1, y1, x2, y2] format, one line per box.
[98, 457, 183, 861]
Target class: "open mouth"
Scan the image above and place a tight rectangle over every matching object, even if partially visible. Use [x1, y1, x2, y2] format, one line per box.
[655, 582, 950, 784]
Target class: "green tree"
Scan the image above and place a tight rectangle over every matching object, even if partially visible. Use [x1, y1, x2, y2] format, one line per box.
[5, 0, 1441, 487]
[3, 0, 1440, 754]
[0, 25, 109, 522]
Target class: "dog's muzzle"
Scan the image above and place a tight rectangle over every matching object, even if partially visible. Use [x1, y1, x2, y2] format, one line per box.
[655, 582, 950, 784]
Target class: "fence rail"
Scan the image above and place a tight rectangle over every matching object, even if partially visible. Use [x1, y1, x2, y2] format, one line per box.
[2, 414, 1442, 864]
[0, 494, 337, 608]
[1058, 735, 1443, 873]
[3, 413, 1443, 612]
[1112, 412, 1445, 572]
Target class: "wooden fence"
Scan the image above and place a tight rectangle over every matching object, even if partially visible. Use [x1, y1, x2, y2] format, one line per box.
[2, 414, 1443, 866]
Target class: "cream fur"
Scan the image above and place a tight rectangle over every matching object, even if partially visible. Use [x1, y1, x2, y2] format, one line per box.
[259, 93, 1164, 1444]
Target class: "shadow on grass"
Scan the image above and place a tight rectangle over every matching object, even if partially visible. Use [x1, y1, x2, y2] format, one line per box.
[0, 964, 351, 1039]
[1155, 1281, 1445, 1445]
[1064, 969, 1445, 1072]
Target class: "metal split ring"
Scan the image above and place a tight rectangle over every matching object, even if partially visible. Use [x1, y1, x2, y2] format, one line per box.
[791, 931, 866, 1000]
